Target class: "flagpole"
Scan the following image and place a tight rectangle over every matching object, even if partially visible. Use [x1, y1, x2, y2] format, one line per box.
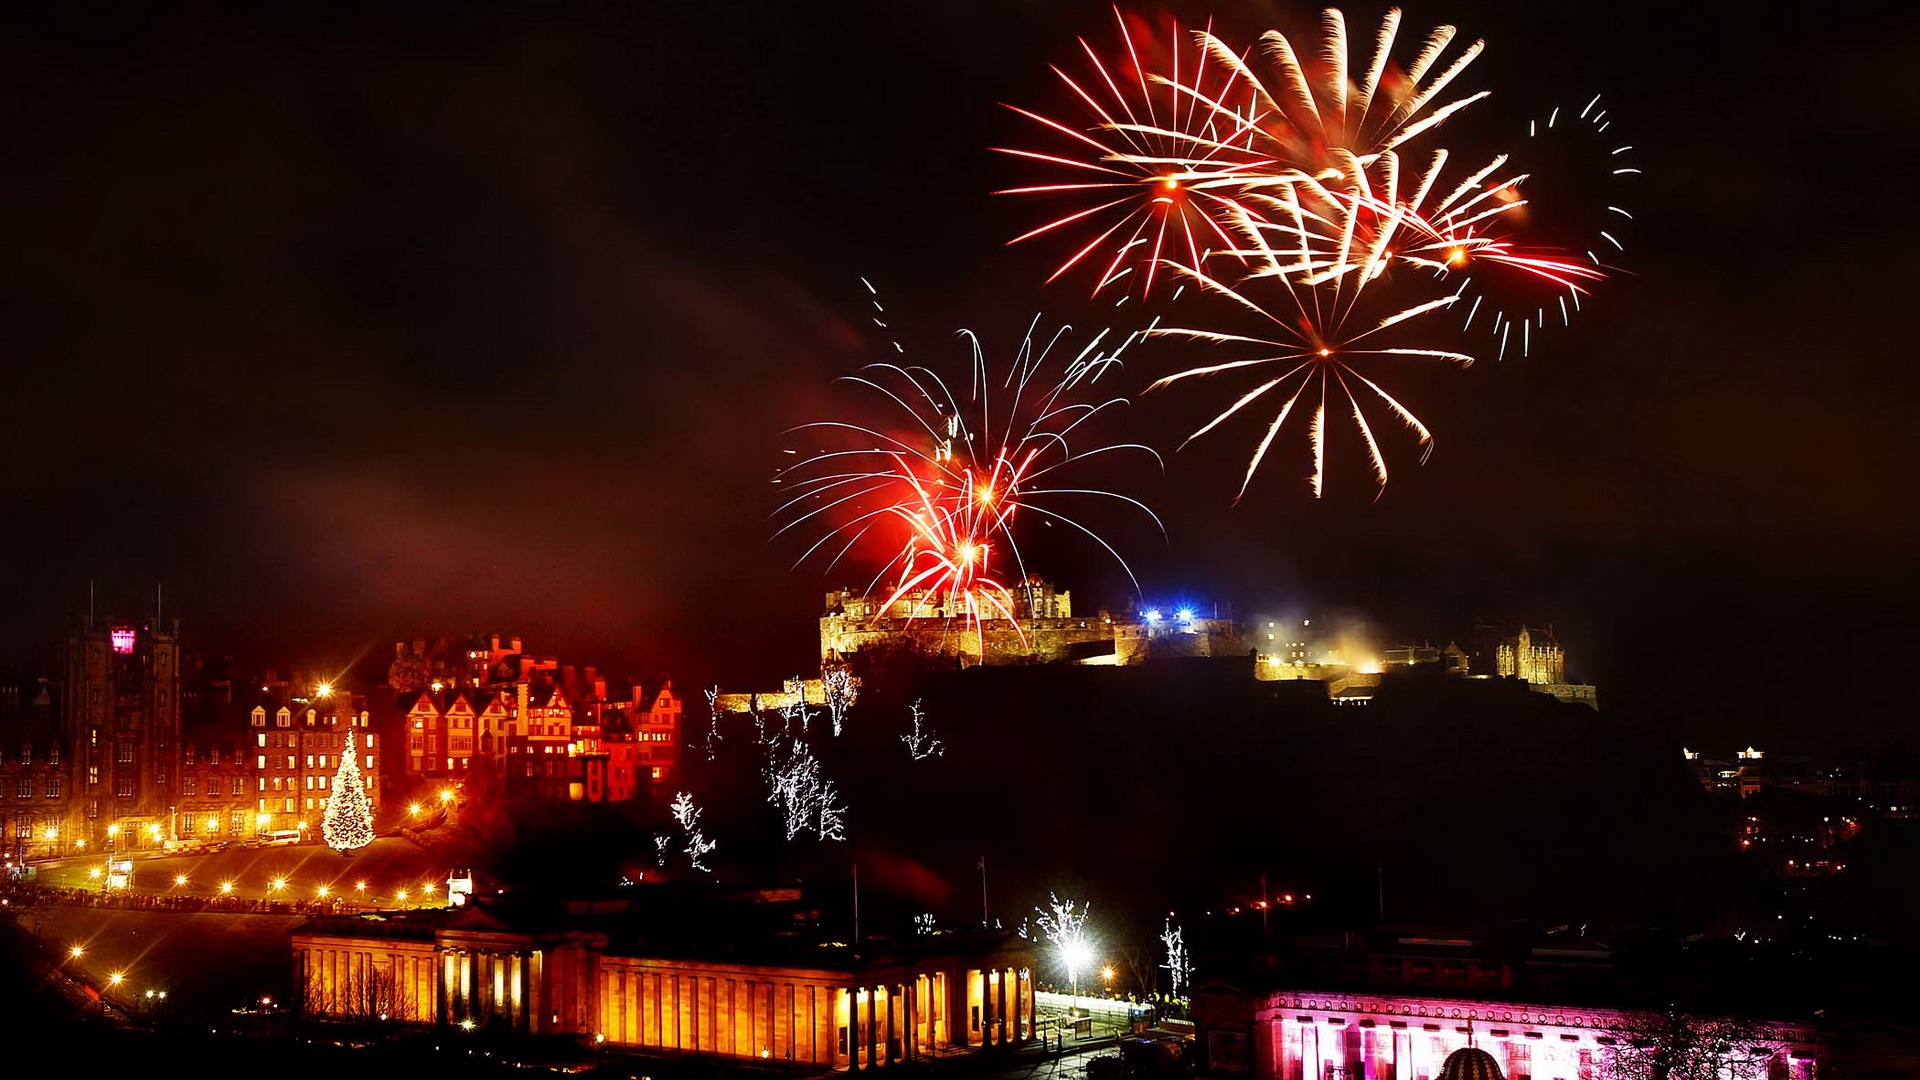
[979, 855, 989, 927]
[852, 862, 861, 954]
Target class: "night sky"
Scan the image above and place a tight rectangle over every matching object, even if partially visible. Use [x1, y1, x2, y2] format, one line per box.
[2, 2, 1915, 754]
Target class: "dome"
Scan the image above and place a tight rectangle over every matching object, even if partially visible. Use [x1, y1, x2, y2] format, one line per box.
[1438, 1046, 1506, 1080]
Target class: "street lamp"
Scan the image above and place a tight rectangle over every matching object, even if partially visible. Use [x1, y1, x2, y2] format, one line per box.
[1062, 939, 1093, 1014]
[1101, 965, 1116, 996]
[103, 824, 119, 893]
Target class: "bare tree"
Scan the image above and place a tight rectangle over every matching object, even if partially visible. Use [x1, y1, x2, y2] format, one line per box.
[304, 965, 419, 1024]
[1116, 941, 1154, 998]
[1597, 1006, 1782, 1080]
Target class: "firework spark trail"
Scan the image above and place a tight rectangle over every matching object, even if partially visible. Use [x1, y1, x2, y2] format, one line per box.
[774, 310, 1165, 648]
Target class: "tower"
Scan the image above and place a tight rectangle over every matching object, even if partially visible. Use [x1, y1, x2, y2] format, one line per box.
[63, 605, 183, 852]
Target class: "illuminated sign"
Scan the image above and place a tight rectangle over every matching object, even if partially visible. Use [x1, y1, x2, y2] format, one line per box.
[110, 627, 137, 654]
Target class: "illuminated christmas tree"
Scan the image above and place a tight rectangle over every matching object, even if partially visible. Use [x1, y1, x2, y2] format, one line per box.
[322, 727, 375, 852]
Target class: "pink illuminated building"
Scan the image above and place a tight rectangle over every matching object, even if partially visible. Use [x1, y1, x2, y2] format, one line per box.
[1192, 987, 1819, 1080]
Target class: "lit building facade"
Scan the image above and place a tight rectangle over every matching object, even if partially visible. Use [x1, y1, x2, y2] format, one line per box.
[1191, 987, 1820, 1080]
[291, 893, 1039, 1071]
[0, 680, 64, 864]
[400, 687, 510, 780]
[817, 583, 1241, 671]
[65, 615, 183, 856]
[249, 690, 378, 840]
[175, 727, 252, 844]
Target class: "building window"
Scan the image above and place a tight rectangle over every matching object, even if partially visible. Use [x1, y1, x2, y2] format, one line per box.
[232, 777, 245, 796]
[183, 777, 198, 797]
[183, 746, 196, 765]
[48, 745, 58, 766]
[45, 777, 61, 798]
[116, 742, 134, 764]
[14, 778, 28, 799]
[115, 776, 134, 798]
[87, 766, 99, 788]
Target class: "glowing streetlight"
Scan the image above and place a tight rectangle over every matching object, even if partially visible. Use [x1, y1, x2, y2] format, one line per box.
[173, 873, 188, 888]
[219, 880, 235, 895]
[1062, 940, 1093, 1013]
[103, 823, 119, 893]
[68, 945, 84, 960]
[1101, 965, 1116, 995]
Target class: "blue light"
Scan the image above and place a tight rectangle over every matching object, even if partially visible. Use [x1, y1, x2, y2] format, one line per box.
[1144, 609, 1161, 622]
[1176, 607, 1194, 622]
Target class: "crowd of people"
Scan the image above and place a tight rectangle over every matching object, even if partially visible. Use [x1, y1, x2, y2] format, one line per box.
[2, 881, 369, 917]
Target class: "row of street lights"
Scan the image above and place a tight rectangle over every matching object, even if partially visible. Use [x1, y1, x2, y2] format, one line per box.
[22, 782, 460, 865]
[60, 944, 165, 1018]
[80, 864, 451, 905]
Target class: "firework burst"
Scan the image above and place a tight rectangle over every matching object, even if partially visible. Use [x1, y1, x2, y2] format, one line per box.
[1393, 93, 1639, 359]
[992, 6, 1276, 298]
[1146, 233, 1473, 501]
[996, 6, 1632, 500]
[773, 300, 1164, 646]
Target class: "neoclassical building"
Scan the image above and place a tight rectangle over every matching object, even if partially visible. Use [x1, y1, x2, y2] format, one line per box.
[291, 885, 1039, 1071]
[1191, 986, 1820, 1080]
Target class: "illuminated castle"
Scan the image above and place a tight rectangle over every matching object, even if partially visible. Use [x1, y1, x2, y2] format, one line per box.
[819, 579, 1243, 669]
[1243, 615, 1596, 708]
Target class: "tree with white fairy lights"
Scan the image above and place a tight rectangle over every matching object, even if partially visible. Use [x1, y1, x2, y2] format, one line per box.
[322, 728, 375, 852]
[1161, 917, 1192, 999]
[1032, 892, 1094, 1007]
